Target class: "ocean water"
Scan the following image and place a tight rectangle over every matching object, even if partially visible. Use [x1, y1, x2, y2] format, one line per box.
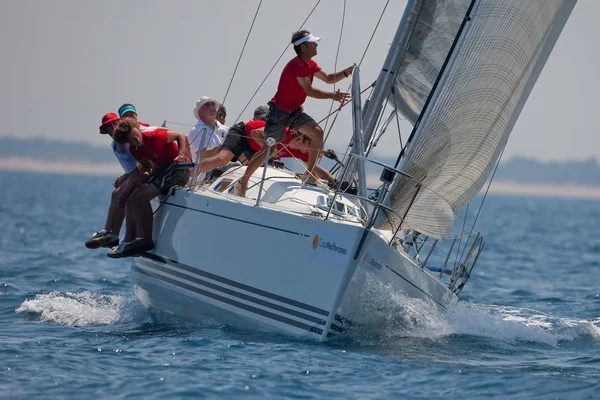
[1, 171, 599, 399]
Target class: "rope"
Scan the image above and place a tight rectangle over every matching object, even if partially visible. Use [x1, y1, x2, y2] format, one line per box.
[222, 0, 263, 105]
[232, 0, 322, 125]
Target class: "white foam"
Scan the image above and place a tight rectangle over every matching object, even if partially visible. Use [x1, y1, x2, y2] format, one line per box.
[339, 270, 600, 346]
[16, 291, 138, 326]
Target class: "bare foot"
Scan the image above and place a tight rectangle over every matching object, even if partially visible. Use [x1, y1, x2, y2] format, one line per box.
[298, 172, 318, 185]
[234, 181, 247, 197]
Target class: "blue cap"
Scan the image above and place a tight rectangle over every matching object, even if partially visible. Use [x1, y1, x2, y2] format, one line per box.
[118, 105, 137, 117]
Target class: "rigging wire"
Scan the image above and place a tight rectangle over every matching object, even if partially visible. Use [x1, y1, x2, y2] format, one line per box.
[392, 89, 404, 152]
[322, 0, 347, 135]
[322, 0, 391, 145]
[453, 203, 469, 270]
[231, 0, 322, 126]
[222, 0, 263, 105]
[455, 142, 508, 264]
[358, 0, 390, 68]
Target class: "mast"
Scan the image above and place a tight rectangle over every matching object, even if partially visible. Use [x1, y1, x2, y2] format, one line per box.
[350, 67, 367, 202]
[361, 0, 420, 155]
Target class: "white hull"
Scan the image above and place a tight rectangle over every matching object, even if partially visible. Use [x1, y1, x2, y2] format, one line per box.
[131, 168, 457, 340]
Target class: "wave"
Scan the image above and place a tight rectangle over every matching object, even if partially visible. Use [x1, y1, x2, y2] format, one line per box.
[15, 291, 144, 326]
[338, 271, 600, 346]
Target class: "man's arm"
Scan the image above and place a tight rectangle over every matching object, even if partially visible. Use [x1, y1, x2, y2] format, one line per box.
[296, 77, 350, 103]
[166, 130, 192, 160]
[314, 65, 354, 84]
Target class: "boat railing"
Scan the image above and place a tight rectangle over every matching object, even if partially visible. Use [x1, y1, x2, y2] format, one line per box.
[331, 154, 483, 292]
[400, 230, 484, 294]
[331, 153, 454, 234]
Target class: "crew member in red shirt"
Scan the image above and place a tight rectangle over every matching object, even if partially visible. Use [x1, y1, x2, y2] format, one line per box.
[235, 30, 354, 197]
[108, 117, 192, 257]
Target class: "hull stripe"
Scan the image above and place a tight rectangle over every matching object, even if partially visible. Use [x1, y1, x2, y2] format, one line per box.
[141, 252, 330, 317]
[136, 259, 327, 325]
[133, 265, 324, 336]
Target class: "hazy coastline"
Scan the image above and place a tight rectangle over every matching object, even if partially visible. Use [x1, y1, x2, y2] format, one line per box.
[3, 157, 600, 200]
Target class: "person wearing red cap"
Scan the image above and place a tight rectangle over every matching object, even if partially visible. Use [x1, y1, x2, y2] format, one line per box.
[85, 112, 144, 249]
[235, 30, 354, 197]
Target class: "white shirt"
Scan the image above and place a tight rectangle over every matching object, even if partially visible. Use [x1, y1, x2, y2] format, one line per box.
[111, 141, 138, 174]
[140, 125, 158, 132]
[188, 120, 228, 157]
[218, 122, 229, 139]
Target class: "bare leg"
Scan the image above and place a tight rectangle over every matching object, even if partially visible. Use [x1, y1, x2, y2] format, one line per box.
[110, 175, 139, 235]
[297, 121, 323, 177]
[313, 164, 334, 181]
[236, 148, 269, 197]
[202, 146, 219, 158]
[123, 189, 139, 243]
[108, 188, 126, 235]
[103, 187, 119, 233]
[199, 149, 235, 172]
[134, 184, 160, 241]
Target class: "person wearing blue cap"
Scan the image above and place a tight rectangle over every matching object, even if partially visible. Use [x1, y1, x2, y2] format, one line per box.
[117, 103, 154, 130]
[118, 103, 137, 119]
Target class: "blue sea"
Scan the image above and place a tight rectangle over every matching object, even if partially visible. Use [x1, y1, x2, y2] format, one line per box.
[1, 171, 599, 399]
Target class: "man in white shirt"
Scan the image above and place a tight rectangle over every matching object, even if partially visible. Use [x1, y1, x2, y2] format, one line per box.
[188, 96, 228, 161]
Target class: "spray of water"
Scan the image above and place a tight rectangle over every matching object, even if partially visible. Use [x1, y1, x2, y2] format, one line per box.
[338, 269, 600, 346]
[15, 291, 143, 326]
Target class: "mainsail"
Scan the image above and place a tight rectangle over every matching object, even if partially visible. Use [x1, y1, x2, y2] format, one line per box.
[374, 0, 577, 239]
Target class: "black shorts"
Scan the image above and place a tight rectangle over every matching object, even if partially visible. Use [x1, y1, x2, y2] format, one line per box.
[264, 102, 315, 142]
[150, 166, 190, 193]
[220, 121, 257, 161]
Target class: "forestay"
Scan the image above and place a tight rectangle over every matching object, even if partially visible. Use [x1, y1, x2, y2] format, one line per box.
[375, 0, 577, 239]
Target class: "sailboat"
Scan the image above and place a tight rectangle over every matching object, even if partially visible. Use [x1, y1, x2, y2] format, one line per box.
[131, 0, 577, 340]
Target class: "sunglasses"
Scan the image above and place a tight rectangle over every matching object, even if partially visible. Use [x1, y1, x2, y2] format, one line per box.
[217, 112, 226, 118]
[294, 133, 311, 144]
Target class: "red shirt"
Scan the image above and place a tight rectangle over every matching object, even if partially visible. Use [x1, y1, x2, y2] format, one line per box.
[271, 56, 322, 112]
[129, 129, 178, 168]
[245, 120, 267, 152]
[278, 147, 309, 162]
[246, 121, 293, 153]
[274, 130, 309, 162]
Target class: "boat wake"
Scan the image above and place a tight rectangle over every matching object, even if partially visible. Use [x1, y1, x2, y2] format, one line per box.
[15, 291, 145, 327]
[338, 271, 600, 346]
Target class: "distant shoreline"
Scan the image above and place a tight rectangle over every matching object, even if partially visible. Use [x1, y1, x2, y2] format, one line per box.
[2, 157, 600, 199]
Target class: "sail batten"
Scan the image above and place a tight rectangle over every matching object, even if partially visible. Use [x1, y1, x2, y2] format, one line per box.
[375, 0, 577, 239]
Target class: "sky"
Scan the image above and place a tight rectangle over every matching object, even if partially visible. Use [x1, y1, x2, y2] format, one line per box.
[1, 0, 597, 162]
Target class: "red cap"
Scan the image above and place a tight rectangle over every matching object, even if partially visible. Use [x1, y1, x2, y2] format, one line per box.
[99, 112, 120, 134]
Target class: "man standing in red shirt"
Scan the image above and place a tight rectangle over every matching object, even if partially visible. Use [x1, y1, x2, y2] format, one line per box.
[235, 30, 353, 197]
[108, 118, 192, 257]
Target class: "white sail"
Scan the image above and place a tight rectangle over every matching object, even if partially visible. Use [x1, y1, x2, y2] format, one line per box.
[375, 0, 577, 239]
[390, 0, 470, 124]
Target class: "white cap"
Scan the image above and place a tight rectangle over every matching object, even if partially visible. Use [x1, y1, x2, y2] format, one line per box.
[293, 33, 321, 46]
[193, 96, 220, 120]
